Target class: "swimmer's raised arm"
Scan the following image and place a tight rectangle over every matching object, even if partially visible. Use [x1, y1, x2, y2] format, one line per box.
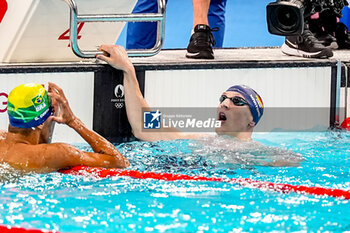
[47, 82, 129, 168]
[97, 45, 201, 141]
[97, 45, 149, 139]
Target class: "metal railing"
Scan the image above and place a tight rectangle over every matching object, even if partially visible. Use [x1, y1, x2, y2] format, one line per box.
[62, 0, 166, 58]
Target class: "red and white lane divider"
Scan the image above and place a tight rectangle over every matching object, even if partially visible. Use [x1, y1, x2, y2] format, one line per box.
[60, 166, 350, 200]
[0, 225, 58, 233]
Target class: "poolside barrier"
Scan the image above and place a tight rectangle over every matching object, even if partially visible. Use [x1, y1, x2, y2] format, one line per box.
[60, 166, 350, 200]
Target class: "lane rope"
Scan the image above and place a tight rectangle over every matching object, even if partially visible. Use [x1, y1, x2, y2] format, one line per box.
[0, 225, 57, 233]
[60, 166, 350, 200]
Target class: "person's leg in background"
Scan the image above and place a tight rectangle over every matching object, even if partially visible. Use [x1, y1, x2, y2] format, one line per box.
[192, 0, 210, 28]
[127, 0, 227, 56]
[126, 0, 167, 49]
[186, 0, 226, 59]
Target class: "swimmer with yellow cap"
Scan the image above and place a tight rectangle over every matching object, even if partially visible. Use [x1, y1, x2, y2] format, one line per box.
[7, 83, 52, 129]
[0, 82, 129, 173]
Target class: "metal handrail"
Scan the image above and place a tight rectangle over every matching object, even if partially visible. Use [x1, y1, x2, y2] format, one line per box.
[62, 0, 166, 58]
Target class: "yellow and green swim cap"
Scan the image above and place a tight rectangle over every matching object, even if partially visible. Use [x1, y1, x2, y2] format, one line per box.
[7, 83, 52, 128]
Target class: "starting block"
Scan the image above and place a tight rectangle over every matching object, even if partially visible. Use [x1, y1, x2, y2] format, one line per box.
[0, 0, 165, 63]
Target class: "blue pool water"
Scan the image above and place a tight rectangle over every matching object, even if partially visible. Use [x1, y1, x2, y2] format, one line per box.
[0, 131, 349, 232]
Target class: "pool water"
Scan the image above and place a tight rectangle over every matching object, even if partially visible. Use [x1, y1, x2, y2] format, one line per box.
[0, 131, 349, 232]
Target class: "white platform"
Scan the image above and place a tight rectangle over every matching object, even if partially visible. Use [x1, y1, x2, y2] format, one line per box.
[130, 47, 350, 65]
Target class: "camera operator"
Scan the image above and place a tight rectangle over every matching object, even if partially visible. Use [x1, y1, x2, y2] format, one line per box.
[267, 0, 349, 59]
[308, 1, 350, 49]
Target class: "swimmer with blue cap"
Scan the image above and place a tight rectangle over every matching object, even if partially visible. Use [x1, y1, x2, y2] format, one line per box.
[98, 45, 264, 141]
[215, 85, 264, 139]
[98, 46, 301, 167]
[0, 83, 129, 173]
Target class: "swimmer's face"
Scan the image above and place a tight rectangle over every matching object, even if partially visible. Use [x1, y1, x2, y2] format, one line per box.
[215, 91, 254, 135]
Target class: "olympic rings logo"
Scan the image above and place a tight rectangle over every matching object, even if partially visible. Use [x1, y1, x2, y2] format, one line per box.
[114, 103, 124, 109]
[0, 92, 8, 113]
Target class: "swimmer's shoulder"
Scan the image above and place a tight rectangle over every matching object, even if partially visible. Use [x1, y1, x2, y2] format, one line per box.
[0, 130, 7, 139]
[36, 142, 80, 155]
[4, 142, 82, 172]
[0, 131, 8, 157]
[6, 142, 78, 161]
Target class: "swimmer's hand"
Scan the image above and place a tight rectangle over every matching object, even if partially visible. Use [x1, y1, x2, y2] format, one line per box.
[46, 83, 129, 168]
[47, 82, 76, 127]
[96, 45, 134, 73]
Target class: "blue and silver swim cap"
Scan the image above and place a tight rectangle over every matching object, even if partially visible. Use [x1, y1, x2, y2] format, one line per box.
[226, 85, 264, 125]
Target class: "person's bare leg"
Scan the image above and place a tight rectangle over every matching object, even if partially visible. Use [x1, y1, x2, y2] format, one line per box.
[192, 0, 210, 28]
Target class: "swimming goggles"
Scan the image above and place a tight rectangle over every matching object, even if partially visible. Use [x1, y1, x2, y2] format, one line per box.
[219, 95, 248, 106]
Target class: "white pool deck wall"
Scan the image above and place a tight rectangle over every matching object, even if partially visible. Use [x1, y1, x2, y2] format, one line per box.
[0, 53, 349, 143]
[144, 66, 333, 132]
